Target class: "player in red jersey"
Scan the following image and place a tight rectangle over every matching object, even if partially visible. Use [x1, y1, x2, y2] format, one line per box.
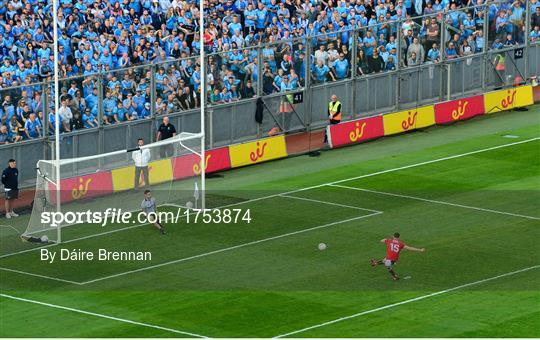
[371, 232, 425, 280]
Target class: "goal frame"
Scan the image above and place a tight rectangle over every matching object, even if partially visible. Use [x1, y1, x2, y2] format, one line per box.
[28, 132, 206, 244]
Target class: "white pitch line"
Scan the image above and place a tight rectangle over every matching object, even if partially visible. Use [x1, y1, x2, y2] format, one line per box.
[0, 267, 84, 285]
[0, 204, 191, 259]
[273, 264, 540, 338]
[80, 211, 382, 285]
[1, 137, 537, 260]
[0, 242, 59, 259]
[0, 223, 150, 259]
[0, 293, 208, 338]
[211, 137, 540, 210]
[1, 197, 382, 285]
[331, 185, 540, 221]
[280, 195, 382, 214]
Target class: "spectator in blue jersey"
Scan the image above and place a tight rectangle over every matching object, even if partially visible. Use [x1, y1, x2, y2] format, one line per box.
[244, 4, 258, 34]
[363, 31, 377, 57]
[531, 26, 540, 42]
[139, 103, 152, 119]
[385, 56, 397, 71]
[102, 91, 117, 124]
[378, 45, 390, 64]
[533, 7, 540, 35]
[508, 1, 525, 42]
[445, 42, 459, 59]
[496, 10, 510, 40]
[0, 125, 10, 144]
[23, 113, 41, 139]
[155, 67, 167, 96]
[491, 38, 504, 49]
[427, 43, 441, 63]
[0, 0, 529, 129]
[273, 69, 285, 92]
[113, 102, 127, 123]
[132, 89, 146, 113]
[220, 87, 233, 103]
[280, 75, 295, 92]
[333, 53, 350, 80]
[475, 31, 485, 53]
[82, 108, 98, 129]
[313, 60, 334, 83]
[504, 34, 518, 46]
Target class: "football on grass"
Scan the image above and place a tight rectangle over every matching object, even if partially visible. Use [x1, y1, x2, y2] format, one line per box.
[318, 243, 327, 251]
[40, 235, 49, 243]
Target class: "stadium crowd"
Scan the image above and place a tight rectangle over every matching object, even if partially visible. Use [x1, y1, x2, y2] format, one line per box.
[0, 0, 538, 143]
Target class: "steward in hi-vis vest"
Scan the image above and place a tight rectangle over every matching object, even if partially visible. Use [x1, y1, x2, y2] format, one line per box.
[493, 53, 506, 88]
[328, 95, 342, 124]
[494, 54, 505, 71]
[324, 94, 342, 145]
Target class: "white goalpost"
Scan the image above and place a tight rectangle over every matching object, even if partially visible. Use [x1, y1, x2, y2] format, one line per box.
[52, 0, 61, 243]
[34, 0, 208, 244]
[199, 0, 206, 212]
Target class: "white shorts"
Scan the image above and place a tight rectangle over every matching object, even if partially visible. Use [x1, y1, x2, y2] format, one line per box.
[384, 259, 396, 268]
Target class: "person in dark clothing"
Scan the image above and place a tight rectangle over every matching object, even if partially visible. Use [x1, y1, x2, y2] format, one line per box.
[262, 67, 275, 94]
[368, 50, 385, 73]
[242, 80, 256, 98]
[70, 112, 84, 130]
[294, 52, 305, 76]
[156, 116, 177, 158]
[532, 7, 540, 29]
[179, 87, 197, 110]
[2, 159, 19, 218]
[38, 57, 52, 80]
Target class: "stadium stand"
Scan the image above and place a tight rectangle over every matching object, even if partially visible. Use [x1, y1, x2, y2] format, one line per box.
[0, 0, 537, 142]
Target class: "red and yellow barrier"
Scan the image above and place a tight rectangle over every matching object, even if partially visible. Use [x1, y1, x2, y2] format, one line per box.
[325, 85, 533, 150]
[49, 171, 114, 204]
[40, 85, 537, 207]
[484, 85, 534, 114]
[327, 116, 384, 148]
[434, 95, 485, 124]
[229, 136, 288, 168]
[147, 159, 173, 185]
[110, 166, 135, 192]
[172, 147, 231, 180]
[111, 159, 173, 192]
[382, 105, 435, 135]
[48, 147, 230, 204]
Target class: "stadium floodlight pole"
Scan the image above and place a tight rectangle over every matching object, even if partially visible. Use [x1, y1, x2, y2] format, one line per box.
[53, 0, 61, 243]
[199, 0, 206, 210]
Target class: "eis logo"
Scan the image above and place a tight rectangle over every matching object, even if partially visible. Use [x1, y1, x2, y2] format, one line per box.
[72, 177, 92, 200]
[451, 100, 469, 120]
[193, 154, 212, 175]
[249, 142, 267, 162]
[349, 122, 367, 142]
[401, 111, 417, 130]
[501, 90, 517, 109]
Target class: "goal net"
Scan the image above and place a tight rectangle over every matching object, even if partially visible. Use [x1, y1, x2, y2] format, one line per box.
[24, 132, 205, 244]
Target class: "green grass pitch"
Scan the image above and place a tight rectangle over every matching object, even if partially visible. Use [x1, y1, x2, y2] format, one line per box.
[0, 106, 539, 337]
